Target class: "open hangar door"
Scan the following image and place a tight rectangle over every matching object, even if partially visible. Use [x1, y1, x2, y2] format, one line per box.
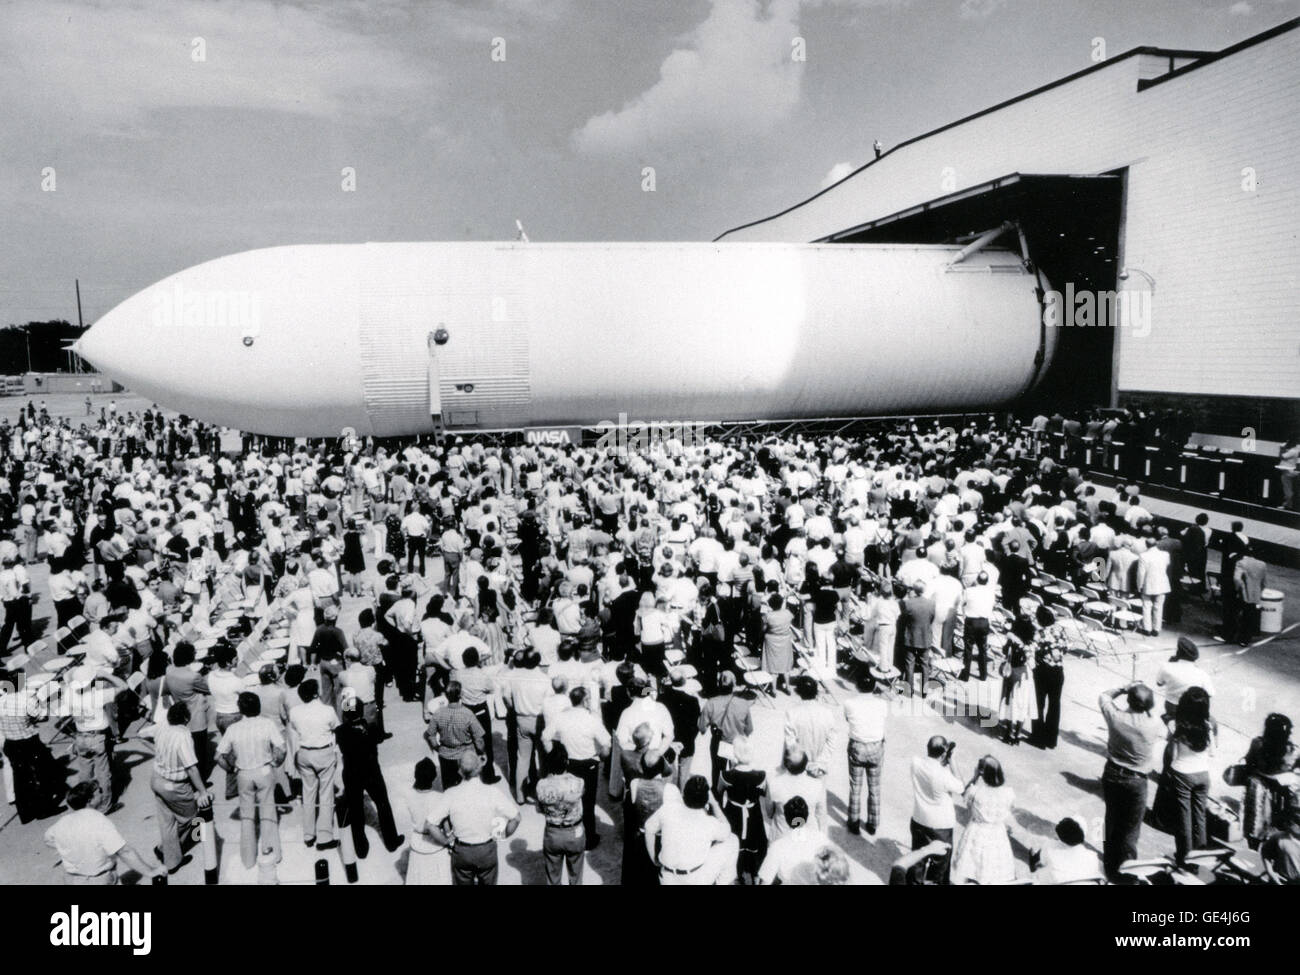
[820, 172, 1125, 412]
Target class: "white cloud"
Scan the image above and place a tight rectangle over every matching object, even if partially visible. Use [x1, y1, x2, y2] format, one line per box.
[0, 0, 437, 130]
[819, 161, 853, 188]
[959, 0, 1008, 20]
[572, 0, 902, 154]
[0, 0, 569, 132]
[573, 0, 804, 154]
[1228, 1, 1253, 14]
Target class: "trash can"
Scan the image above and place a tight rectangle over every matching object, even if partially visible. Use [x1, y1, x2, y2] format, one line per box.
[1260, 588, 1284, 634]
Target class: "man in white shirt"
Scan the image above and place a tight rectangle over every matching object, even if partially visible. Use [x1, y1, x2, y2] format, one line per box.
[307, 554, 340, 624]
[928, 568, 964, 654]
[1135, 537, 1172, 636]
[644, 775, 737, 885]
[1123, 495, 1152, 529]
[766, 747, 828, 838]
[757, 797, 831, 885]
[541, 687, 610, 850]
[66, 666, 115, 812]
[910, 736, 964, 884]
[339, 648, 379, 733]
[958, 531, 987, 587]
[0, 554, 34, 654]
[844, 670, 888, 835]
[897, 549, 939, 592]
[402, 507, 431, 576]
[959, 572, 998, 681]
[288, 679, 340, 849]
[44, 782, 163, 884]
[1156, 637, 1215, 717]
[614, 679, 675, 754]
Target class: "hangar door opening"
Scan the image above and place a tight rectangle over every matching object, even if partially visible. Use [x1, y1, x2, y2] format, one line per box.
[821, 172, 1125, 411]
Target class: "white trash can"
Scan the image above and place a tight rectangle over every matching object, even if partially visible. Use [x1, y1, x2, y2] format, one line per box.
[1259, 589, 1284, 634]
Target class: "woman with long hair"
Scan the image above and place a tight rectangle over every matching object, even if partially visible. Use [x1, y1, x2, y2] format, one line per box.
[952, 756, 1018, 884]
[998, 617, 1035, 745]
[1163, 686, 1217, 868]
[1242, 712, 1299, 848]
[1031, 605, 1067, 749]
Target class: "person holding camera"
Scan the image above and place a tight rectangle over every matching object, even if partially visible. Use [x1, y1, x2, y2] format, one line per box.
[1099, 681, 1164, 881]
[909, 735, 964, 884]
[952, 756, 1017, 884]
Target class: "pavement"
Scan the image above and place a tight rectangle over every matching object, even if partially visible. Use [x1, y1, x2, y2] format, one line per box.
[3, 544, 1297, 885]
[1, 389, 1297, 883]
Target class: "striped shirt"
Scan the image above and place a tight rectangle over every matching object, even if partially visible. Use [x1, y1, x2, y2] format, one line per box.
[216, 716, 285, 770]
[153, 723, 199, 781]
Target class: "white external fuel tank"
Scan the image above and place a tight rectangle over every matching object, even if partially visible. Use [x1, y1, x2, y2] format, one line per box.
[75, 242, 1053, 438]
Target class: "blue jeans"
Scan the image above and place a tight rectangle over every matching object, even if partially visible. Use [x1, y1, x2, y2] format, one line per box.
[1170, 768, 1209, 866]
[1102, 761, 1148, 878]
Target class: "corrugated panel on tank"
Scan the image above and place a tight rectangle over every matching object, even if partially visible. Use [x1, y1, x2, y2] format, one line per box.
[433, 277, 531, 428]
[359, 257, 431, 437]
[440, 374, 530, 429]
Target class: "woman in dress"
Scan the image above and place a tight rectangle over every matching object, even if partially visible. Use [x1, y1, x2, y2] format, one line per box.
[385, 509, 405, 565]
[761, 592, 795, 694]
[1241, 712, 1299, 849]
[998, 617, 1035, 745]
[402, 758, 452, 885]
[952, 756, 1018, 885]
[341, 518, 366, 596]
[870, 580, 902, 668]
[718, 736, 769, 884]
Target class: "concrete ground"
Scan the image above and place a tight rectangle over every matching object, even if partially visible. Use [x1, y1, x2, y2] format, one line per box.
[1, 389, 1297, 883]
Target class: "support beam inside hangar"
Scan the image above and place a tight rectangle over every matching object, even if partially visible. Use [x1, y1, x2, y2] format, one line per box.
[820, 172, 1125, 411]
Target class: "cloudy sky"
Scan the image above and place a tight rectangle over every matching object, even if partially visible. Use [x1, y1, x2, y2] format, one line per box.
[2, 0, 1293, 325]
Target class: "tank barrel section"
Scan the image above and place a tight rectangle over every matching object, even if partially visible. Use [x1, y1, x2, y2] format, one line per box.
[77, 241, 1052, 438]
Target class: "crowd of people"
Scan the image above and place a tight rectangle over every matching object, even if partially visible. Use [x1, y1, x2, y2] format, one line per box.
[0, 397, 1297, 885]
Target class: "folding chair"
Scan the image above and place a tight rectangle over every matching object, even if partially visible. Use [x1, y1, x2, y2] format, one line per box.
[1107, 595, 1141, 631]
[1079, 616, 1125, 660]
[1119, 856, 1176, 884]
[1048, 603, 1075, 623]
[53, 625, 75, 654]
[65, 615, 88, 640]
[1057, 586, 1088, 614]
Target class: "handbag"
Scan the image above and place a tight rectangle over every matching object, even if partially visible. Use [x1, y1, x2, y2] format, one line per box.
[713, 695, 738, 761]
[1222, 763, 1248, 788]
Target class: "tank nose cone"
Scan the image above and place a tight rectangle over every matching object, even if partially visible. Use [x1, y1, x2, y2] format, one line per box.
[74, 310, 130, 379]
[71, 245, 370, 437]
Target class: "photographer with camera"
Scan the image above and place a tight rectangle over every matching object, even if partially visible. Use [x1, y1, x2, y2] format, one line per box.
[909, 734, 964, 884]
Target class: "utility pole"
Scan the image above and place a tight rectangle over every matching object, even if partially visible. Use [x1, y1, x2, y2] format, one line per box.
[74, 279, 85, 372]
